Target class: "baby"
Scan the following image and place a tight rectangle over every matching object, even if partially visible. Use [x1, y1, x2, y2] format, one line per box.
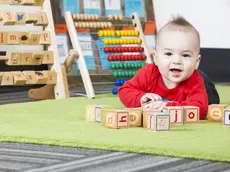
[118, 16, 209, 120]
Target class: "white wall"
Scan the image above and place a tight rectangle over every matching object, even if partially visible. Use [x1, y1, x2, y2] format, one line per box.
[153, 0, 230, 49]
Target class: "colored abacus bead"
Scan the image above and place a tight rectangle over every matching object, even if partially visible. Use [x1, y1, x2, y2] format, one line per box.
[131, 63, 135, 68]
[137, 63, 141, 68]
[124, 71, 129, 77]
[141, 54, 146, 60]
[112, 88, 118, 95]
[115, 80, 121, 86]
[116, 31, 121, 37]
[121, 72, 125, 77]
[108, 55, 113, 61]
[117, 71, 122, 77]
[121, 79, 125, 85]
[103, 39, 108, 44]
[116, 55, 121, 61]
[111, 63, 116, 69]
[132, 71, 136, 76]
[104, 47, 109, 53]
[112, 72, 118, 78]
[98, 30, 103, 36]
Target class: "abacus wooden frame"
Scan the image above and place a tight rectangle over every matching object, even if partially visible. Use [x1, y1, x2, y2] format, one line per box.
[64, 11, 95, 99]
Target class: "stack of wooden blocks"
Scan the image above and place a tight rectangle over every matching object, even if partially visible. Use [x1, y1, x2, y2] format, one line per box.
[86, 101, 201, 132]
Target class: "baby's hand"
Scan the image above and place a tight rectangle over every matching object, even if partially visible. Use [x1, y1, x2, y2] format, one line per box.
[142, 101, 167, 111]
[140, 93, 162, 105]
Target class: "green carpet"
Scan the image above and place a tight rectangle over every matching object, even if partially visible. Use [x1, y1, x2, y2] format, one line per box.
[0, 85, 230, 162]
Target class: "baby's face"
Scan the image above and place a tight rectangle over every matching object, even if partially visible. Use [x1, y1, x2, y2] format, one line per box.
[155, 29, 200, 88]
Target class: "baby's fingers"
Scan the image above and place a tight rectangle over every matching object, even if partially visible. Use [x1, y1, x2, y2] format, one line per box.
[154, 94, 162, 101]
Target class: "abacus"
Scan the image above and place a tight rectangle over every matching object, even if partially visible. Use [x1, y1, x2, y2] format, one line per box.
[64, 12, 152, 98]
[0, 0, 69, 99]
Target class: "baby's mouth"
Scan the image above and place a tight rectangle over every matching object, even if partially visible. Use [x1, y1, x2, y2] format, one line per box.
[170, 68, 183, 74]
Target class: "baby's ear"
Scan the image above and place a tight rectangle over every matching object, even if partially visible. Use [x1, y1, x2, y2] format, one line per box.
[195, 54, 201, 69]
[149, 48, 158, 65]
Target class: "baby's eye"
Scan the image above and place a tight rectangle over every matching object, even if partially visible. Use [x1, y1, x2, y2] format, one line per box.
[165, 52, 173, 56]
[182, 54, 191, 57]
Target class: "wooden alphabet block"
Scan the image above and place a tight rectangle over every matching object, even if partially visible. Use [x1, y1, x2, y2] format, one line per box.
[16, 12, 27, 25]
[34, 71, 48, 84]
[26, 13, 38, 23]
[35, 12, 48, 26]
[1, 0, 13, 4]
[0, 32, 8, 44]
[21, 52, 33, 65]
[32, 51, 44, 65]
[42, 51, 54, 64]
[143, 108, 168, 128]
[12, 71, 26, 85]
[7, 32, 19, 44]
[40, 31, 51, 44]
[12, 0, 19, 4]
[19, 0, 34, 5]
[0, 72, 3, 83]
[94, 105, 115, 124]
[45, 71, 57, 85]
[207, 104, 227, 122]
[95, 105, 105, 123]
[223, 107, 230, 126]
[166, 106, 184, 124]
[33, 0, 44, 6]
[126, 108, 142, 127]
[19, 32, 29, 44]
[183, 106, 199, 123]
[104, 109, 129, 129]
[147, 112, 170, 132]
[22, 71, 37, 84]
[85, 105, 96, 122]
[1, 11, 17, 25]
[1, 72, 14, 85]
[29, 32, 41, 45]
[6, 52, 21, 66]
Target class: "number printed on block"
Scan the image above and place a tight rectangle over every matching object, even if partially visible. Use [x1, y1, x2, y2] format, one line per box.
[183, 106, 199, 123]
[223, 109, 230, 126]
[166, 106, 183, 124]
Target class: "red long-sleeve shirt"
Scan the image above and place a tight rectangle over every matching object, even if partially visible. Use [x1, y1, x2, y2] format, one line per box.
[118, 63, 208, 120]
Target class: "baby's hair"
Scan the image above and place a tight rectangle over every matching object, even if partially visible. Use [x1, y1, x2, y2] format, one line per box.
[169, 15, 193, 26]
[157, 15, 200, 47]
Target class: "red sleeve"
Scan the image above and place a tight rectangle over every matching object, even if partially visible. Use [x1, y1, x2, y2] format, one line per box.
[166, 72, 208, 120]
[118, 64, 156, 108]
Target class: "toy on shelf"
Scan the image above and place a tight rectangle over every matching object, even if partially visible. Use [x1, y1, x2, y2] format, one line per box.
[64, 11, 152, 99]
[0, 0, 69, 100]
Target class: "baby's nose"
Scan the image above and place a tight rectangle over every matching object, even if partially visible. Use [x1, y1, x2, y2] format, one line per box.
[172, 55, 182, 64]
